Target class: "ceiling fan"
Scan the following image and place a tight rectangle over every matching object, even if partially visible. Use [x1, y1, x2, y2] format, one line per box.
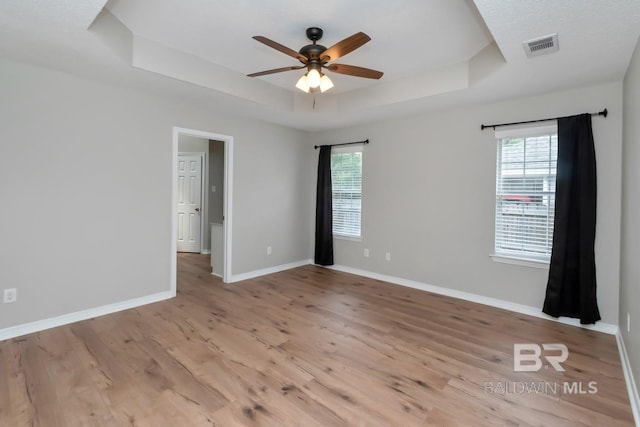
[247, 27, 384, 93]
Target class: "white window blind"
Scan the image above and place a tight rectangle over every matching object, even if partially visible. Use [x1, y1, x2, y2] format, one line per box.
[331, 147, 362, 238]
[495, 125, 557, 262]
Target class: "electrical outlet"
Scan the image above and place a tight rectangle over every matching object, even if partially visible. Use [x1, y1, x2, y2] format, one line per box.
[385, 252, 391, 261]
[267, 246, 272, 255]
[3, 288, 16, 304]
[364, 248, 370, 257]
[628, 312, 631, 333]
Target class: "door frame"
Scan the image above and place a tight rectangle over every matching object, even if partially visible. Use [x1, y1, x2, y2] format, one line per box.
[177, 151, 206, 254]
[171, 127, 234, 291]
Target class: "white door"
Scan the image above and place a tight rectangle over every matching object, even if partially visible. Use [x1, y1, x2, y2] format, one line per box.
[177, 155, 202, 253]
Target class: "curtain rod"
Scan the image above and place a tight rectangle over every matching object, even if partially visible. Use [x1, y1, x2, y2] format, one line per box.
[480, 109, 608, 131]
[314, 139, 369, 149]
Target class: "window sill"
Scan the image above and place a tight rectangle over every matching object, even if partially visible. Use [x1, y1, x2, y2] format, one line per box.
[490, 254, 549, 269]
[333, 234, 362, 242]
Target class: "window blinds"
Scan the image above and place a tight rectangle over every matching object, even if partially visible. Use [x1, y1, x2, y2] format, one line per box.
[331, 148, 362, 237]
[495, 126, 557, 261]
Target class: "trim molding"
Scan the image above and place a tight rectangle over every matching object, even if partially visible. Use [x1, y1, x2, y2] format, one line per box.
[229, 259, 313, 283]
[616, 331, 640, 425]
[490, 254, 549, 270]
[0, 291, 173, 342]
[326, 264, 618, 335]
[201, 249, 211, 255]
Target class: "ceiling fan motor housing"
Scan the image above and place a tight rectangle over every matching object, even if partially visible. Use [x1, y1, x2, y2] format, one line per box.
[299, 27, 327, 65]
[299, 44, 326, 60]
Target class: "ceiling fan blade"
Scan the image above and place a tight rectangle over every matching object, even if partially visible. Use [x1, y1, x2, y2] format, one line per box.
[252, 36, 308, 63]
[325, 64, 383, 79]
[247, 65, 306, 77]
[321, 32, 371, 62]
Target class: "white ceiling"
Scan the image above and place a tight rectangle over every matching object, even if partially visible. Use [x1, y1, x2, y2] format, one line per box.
[107, 0, 493, 94]
[1, 0, 639, 131]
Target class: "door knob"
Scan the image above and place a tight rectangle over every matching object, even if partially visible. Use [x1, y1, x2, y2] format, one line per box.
[195, 208, 200, 212]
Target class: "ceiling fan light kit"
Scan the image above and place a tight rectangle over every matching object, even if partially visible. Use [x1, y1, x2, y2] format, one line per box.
[248, 27, 383, 93]
[295, 74, 310, 92]
[295, 71, 334, 94]
[306, 68, 321, 88]
[319, 74, 334, 92]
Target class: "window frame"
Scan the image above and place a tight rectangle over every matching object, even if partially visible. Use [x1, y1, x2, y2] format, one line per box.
[331, 145, 363, 240]
[492, 124, 558, 267]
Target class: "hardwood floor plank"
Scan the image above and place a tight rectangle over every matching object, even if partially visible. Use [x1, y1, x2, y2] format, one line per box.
[0, 342, 36, 426]
[0, 254, 634, 426]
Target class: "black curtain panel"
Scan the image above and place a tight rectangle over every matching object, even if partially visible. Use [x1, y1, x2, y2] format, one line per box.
[543, 114, 600, 324]
[314, 145, 334, 266]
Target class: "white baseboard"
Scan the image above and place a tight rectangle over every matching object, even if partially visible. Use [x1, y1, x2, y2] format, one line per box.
[0, 291, 174, 342]
[326, 264, 618, 335]
[201, 249, 211, 255]
[616, 332, 640, 425]
[229, 259, 313, 283]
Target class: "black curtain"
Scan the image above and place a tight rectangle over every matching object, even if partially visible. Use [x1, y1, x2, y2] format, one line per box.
[314, 145, 334, 265]
[543, 114, 600, 324]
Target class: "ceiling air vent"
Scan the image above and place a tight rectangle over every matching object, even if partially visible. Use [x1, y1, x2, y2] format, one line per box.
[523, 33, 559, 58]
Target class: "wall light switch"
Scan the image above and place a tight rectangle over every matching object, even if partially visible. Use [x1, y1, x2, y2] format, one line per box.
[364, 248, 370, 257]
[385, 252, 391, 261]
[211, 186, 216, 193]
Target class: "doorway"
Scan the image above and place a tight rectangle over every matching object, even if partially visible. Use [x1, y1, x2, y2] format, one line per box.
[171, 127, 233, 291]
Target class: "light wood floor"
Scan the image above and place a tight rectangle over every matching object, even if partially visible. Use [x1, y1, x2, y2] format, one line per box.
[0, 254, 634, 426]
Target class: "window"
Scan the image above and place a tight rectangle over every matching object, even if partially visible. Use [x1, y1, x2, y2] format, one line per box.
[494, 125, 557, 263]
[331, 147, 362, 238]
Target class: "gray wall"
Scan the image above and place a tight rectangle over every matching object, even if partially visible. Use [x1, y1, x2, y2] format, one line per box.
[208, 140, 224, 225]
[233, 125, 314, 273]
[0, 58, 313, 330]
[178, 135, 209, 153]
[310, 81, 623, 324]
[621, 35, 640, 394]
[0, 52, 630, 341]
